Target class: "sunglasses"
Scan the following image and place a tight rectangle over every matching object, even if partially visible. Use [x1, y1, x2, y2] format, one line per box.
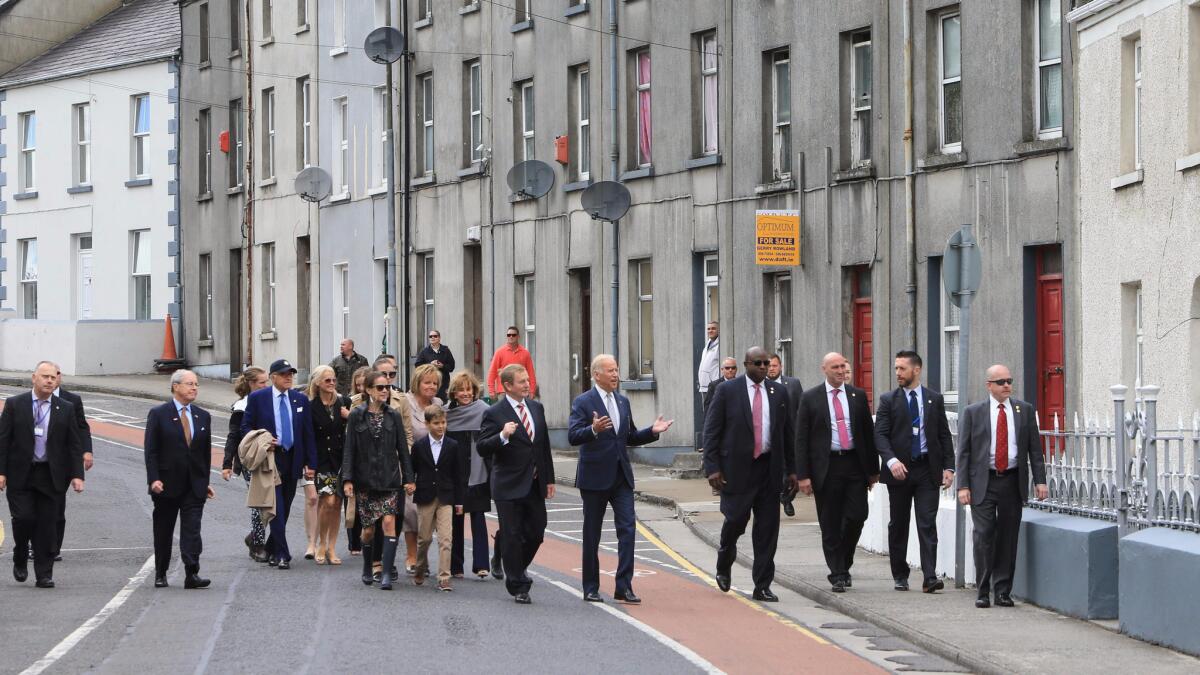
[722, 366, 737, 370]
[321, 378, 336, 383]
[429, 334, 439, 339]
[372, 384, 392, 392]
[746, 360, 771, 367]
[506, 333, 518, 337]
[380, 371, 397, 378]
[988, 378, 1014, 386]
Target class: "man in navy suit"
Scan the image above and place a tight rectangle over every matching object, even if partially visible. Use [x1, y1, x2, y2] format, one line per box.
[568, 354, 673, 604]
[703, 347, 797, 601]
[241, 359, 317, 569]
[477, 364, 556, 605]
[144, 370, 214, 589]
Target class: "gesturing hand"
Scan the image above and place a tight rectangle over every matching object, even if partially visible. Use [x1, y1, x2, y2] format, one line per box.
[591, 412, 613, 434]
[501, 421, 518, 439]
[650, 416, 674, 434]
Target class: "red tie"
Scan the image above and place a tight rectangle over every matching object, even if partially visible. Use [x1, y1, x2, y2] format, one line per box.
[518, 403, 534, 441]
[752, 383, 763, 459]
[995, 404, 1009, 472]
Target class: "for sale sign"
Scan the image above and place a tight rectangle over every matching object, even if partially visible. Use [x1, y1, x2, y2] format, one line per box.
[754, 210, 801, 266]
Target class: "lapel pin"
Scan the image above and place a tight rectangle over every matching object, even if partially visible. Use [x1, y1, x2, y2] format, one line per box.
[1015, 405, 1021, 413]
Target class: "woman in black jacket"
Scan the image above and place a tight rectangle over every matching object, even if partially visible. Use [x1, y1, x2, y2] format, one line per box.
[221, 366, 269, 563]
[445, 370, 495, 580]
[307, 365, 350, 565]
[342, 371, 415, 590]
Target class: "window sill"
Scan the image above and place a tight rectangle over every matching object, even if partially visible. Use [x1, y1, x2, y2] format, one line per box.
[125, 178, 152, 188]
[564, 3, 589, 17]
[511, 20, 534, 34]
[368, 185, 388, 197]
[459, 2, 480, 15]
[294, 24, 310, 35]
[261, 36, 275, 46]
[226, 185, 244, 196]
[833, 164, 876, 182]
[563, 178, 592, 193]
[1014, 136, 1070, 157]
[197, 192, 213, 202]
[67, 185, 93, 195]
[260, 331, 278, 341]
[329, 46, 348, 57]
[917, 151, 967, 170]
[411, 173, 437, 188]
[13, 191, 38, 201]
[620, 379, 656, 391]
[258, 177, 277, 188]
[329, 192, 351, 203]
[457, 164, 486, 179]
[754, 178, 795, 196]
[196, 339, 214, 348]
[414, 17, 432, 29]
[620, 165, 654, 181]
[198, 60, 211, 70]
[1175, 152, 1200, 173]
[228, 50, 241, 60]
[684, 154, 722, 170]
[1110, 169, 1144, 191]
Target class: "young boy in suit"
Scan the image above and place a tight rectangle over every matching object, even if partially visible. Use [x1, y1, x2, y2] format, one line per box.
[412, 405, 465, 591]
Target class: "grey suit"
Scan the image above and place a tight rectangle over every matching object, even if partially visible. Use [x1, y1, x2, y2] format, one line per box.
[955, 397, 1046, 599]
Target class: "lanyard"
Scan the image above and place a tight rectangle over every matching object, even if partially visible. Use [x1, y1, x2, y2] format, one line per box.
[34, 399, 50, 428]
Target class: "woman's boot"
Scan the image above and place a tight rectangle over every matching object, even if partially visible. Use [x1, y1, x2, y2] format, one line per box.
[360, 540, 374, 585]
[379, 536, 399, 590]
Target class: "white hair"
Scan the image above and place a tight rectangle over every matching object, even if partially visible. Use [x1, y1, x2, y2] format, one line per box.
[170, 369, 197, 387]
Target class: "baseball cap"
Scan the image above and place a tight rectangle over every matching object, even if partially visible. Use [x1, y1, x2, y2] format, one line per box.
[269, 359, 298, 375]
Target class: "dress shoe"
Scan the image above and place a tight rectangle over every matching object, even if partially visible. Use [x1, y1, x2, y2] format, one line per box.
[715, 573, 731, 593]
[975, 596, 991, 608]
[184, 574, 211, 589]
[277, 559, 291, 570]
[13, 561, 28, 583]
[995, 594, 1014, 607]
[154, 575, 168, 588]
[752, 588, 779, 602]
[514, 592, 532, 605]
[844, 575, 853, 588]
[36, 578, 55, 589]
[831, 580, 847, 593]
[894, 578, 910, 591]
[53, 554, 63, 562]
[614, 590, 642, 604]
[780, 493, 796, 517]
[437, 580, 453, 592]
[922, 579, 945, 594]
[584, 591, 604, 603]
[268, 556, 279, 567]
[490, 552, 504, 580]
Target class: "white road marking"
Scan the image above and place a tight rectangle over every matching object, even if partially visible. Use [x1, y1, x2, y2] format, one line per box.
[19, 555, 156, 675]
[530, 570, 724, 674]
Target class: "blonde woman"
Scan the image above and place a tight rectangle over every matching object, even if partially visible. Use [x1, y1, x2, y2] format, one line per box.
[306, 365, 350, 564]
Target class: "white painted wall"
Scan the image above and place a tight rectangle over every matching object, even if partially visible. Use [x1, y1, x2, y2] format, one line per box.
[0, 318, 167, 374]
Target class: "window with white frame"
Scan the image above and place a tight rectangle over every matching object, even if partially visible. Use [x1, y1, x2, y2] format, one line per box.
[333, 96, 349, 196]
[770, 49, 791, 180]
[297, 76, 311, 169]
[296, 0, 307, 28]
[941, 276, 961, 405]
[466, 60, 483, 164]
[574, 64, 591, 180]
[1134, 39, 1143, 170]
[333, 0, 346, 49]
[514, 0, 528, 22]
[518, 80, 535, 161]
[1035, 0, 1062, 138]
[633, 260, 654, 377]
[699, 31, 718, 156]
[771, 273, 793, 374]
[73, 103, 91, 186]
[261, 243, 277, 333]
[519, 276, 536, 358]
[850, 30, 872, 165]
[938, 10, 963, 152]
[334, 263, 350, 342]
[199, 107, 212, 194]
[261, 0, 273, 40]
[199, 253, 213, 340]
[132, 230, 152, 320]
[422, 255, 435, 338]
[419, 73, 434, 175]
[1135, 283, 1145, 389]
[132, 94, 151, 178]
[633, 49, 652, 167]
[228, 0, 240, 54]
[229, 98, 244, 188]
[262, 87, 276, 180]
[415, 0, 429, 22]
[372, 86, 386, 188]
[703, 253, 719, 325]
[199, 2, 210, 63]
[20, 239, 38, 320]
[19, 111, 36, 192]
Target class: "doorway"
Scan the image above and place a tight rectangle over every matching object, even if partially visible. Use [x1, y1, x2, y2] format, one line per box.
[296, 236, 312, 372]
[77, 236, 94, 320]
[1035, 245, 1065, 443]
[229, 248, 243, 376]
[569, 268, 593, 399]
[850, 265, 874, 409]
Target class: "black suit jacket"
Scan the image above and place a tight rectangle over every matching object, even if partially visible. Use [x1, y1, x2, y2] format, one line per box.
[875, 386, 955, 486]
[0, 392, 84, 493]
[144, 401, 212, 500]
[795, 383, 879, 491]
[411, 434, 465, 506]
[477, 398, 556, 501]
[701, 376, 796, 495]
[57, 388, 93, 456]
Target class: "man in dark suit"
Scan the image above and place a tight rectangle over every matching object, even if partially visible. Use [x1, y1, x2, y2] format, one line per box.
[241, 359, 318, 569]
[477, 363, 556, 604]
[702, 357, 738, 413]
[956, 364, 1048, 608]
[569, 354, 673, 604]
[703, 346, 797, 601]
[875, 350, 955, 593]
[796, 352, 879, 593]
[767, 354, 803, 516]
[144, 370, 215, 589]
[0, 361, 85, 588]
[52, 371, 92, 561]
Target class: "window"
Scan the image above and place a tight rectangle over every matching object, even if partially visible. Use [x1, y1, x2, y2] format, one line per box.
[418, 73, 434, 175]
[334, 263, 350, 342]
[333, 0, 346, 49]
[519, 276, 536, 357]
[199, 253, 213, 340]
[770, 274, 793, 374]
[632, 260, 654, 378]
[333, 97, 349, 196]
[422, 255, 435, 338]
[73, 103, 91, 186]
[19, 111, 35, 192]
[297, 76, 311, 168]
[1035, 0, 1062, 138]
[1191, 6, 1200, 154]
[514, 0, 529, 22]
[573, 64, 591, 180]
[1134, 39, 1143, 170]
[132, 94, 151, 178]
[415, 0, 429, 21]
[938, 11, 963, 152]
[941, 277, 961, 405]
[228, 98, 244, 188]
[516, 80, 535, 161]
[466, 60, 483, 164]
[261, 0, 273, 40]
[229, 0, 241, 54]
[199, 2, 210, 63]
[261, 243, 277, 333]
[850, 30, 872, 165]
[703, 253, 719, 325]
[198, 107, 212, 194]
[132, 230, 152, 320]
[770, 50, 791, 180]
[373, 86, 387, 188]
[261, 87, 275, 180]
[19, 239, 37, 319]
[633, 50, 652, 167]
[699, 32, 718, 156]
[1134, 283, 1145, 389]
[1121, 282, 1145, 393]
[296, 0, 307, 28]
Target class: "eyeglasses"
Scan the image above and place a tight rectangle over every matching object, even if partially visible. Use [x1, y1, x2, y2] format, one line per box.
[746, 360, 771, 367]
[988, 378, 1014, 386]
[321, 378, 336, 383]
[380, 371, 397, 378]
[372, 384, 392, 392]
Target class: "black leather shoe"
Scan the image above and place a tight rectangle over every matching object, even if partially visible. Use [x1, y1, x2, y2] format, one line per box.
[715, 573, 731, 593]
[268, 556, 279, 567]
[154, 575, 168, 588]
[844, 576, 853, 588]
[514, 592, 532, 604]
[13, 561, 28, 583]
[277, 559, 290, 570]
[35, 578, 55, 589]
[780, 493, 796, 517]
[184, 574, 211, 589]
[894, 578, 909, 591]
[831, 580, 847, 593]
[995, 594, 1014, 607]
[584, 592, 604, 603]
[922, 579, 945, 593]
[491, 555, 504, 581]
[976, 596, 991, 608]
[614, 590, 641, 604]
[53, 554, 63, 562]
[752, 588, 779, 602]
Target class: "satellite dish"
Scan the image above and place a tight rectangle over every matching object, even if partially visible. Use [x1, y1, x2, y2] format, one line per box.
[581, 181, 631, 222]
[364, 27, 405, 64]
[295, 166, 333, 202]
[506, 160, 555, 199]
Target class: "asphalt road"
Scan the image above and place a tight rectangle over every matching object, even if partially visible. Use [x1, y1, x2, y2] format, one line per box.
[0, 386, 961, 674]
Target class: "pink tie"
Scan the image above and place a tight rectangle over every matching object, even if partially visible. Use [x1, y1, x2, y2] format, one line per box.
[752, 383, 763, 459]
[831, 389, 852, 450]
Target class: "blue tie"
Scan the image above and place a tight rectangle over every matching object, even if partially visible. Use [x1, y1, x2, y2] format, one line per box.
[908, 390, 922, 457]
[278, 393, 293, 449]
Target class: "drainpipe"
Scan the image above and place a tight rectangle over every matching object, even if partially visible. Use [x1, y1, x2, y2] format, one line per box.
[903, 0, 918, 349]
[607, 0, 620, 361]
[400, 0, 412, 380]
[243, 0, 255, 368]
[171, 46, 186, 362]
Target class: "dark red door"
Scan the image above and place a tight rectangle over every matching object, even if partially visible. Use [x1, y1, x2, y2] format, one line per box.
[851, 268, 873, 410]
[1036, 247, 1065, 447]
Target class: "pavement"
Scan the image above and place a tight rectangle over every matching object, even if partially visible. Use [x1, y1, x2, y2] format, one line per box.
[0, 371, 240, 412]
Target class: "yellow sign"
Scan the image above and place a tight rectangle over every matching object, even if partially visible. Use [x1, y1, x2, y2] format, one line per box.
[755, 210, 801, 266]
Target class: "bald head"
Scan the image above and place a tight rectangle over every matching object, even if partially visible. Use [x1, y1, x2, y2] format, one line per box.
[720, 357, 737, 380]
[985, 364, 1013, 402]
[822, 352, 850, 387]
[744, 346, 770, 383]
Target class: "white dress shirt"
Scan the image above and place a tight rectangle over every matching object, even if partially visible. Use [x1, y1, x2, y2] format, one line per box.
[747, 378, 771, 453]
[989, 396, 1018, 470]
[592, 385, 621, 437]
[824, 380, 855, 450]
[501, 395, 532, 444]
[886, 385, 925, 470]
[430, 434, 444, 463]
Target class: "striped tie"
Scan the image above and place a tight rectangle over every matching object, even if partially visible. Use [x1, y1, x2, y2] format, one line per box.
[518, 403, 534, 441]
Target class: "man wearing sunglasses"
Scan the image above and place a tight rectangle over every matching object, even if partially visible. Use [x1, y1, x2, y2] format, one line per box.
[956, 365, 1047, 609]
[415, 330, 456, 401]
[486, 327, 538, 400]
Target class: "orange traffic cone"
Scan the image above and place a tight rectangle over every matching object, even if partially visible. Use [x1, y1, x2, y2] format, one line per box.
[154, 314, 186, 372]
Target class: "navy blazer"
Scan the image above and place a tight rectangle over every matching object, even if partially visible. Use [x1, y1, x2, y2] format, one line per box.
[410, 434, 465, 506]
[477, 397, 556, 501]
[144, 401, 212, 500]
[567, 387, 657, 491]
[240, 387, 318, 475]
[701, 376, 796, 495]
[874, 386, 955, 486]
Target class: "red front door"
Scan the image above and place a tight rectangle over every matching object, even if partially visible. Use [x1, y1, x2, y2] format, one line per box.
[1036, 247, 1065, 445]
[851, 268, 873, 410]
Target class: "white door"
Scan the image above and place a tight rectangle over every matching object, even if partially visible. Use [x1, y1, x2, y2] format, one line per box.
[78, 251, 94, 319]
